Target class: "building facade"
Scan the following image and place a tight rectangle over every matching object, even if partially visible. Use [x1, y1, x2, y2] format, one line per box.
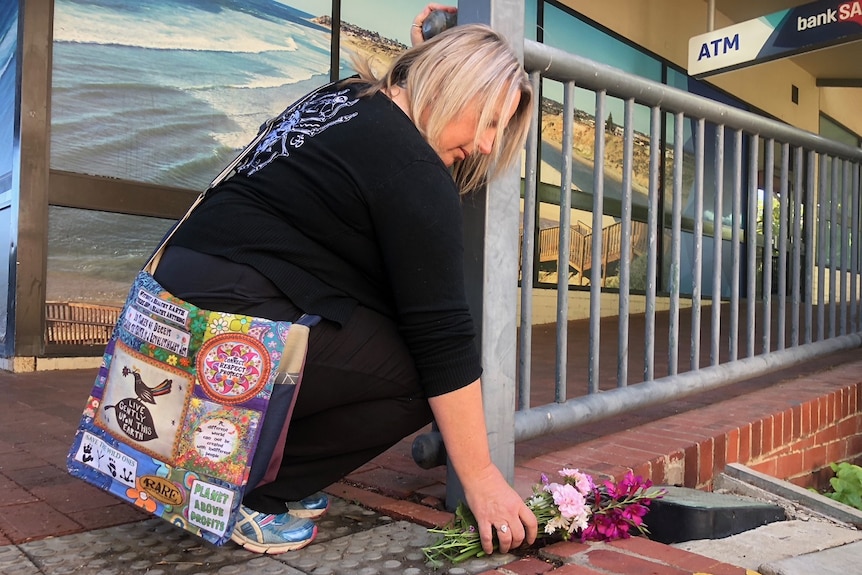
[1, 0, 859, 369]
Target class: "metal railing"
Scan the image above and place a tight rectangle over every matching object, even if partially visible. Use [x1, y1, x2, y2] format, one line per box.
[45, 301, 120, 346]
[515, 40, 862, 442]
[413, 39, 862, 489]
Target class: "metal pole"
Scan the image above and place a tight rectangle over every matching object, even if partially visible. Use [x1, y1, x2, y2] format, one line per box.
[618, 98, 635, 387]
[556, 80, 575, 402]
[518, 71, 541, 411]
[588, 90, 606, 393]
[711, 125, 725, 366]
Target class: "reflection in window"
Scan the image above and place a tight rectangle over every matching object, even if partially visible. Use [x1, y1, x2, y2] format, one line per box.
[532, 83, 655, 290]
[339, 1, 426, 78]
[47, 206, 174, 307]
[524, 1, 757, 299]
[665, 69, 751, 299]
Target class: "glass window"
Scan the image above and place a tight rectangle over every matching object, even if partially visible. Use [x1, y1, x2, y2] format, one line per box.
[0, 3, 16, 341]
[661, 70, 752, 298]
[51, 0, 333, 191]
[527, 2, 759, 299]
[338, 0, 426, 78]
[820, 115, 861, 148]
[543, 3, 661, 81]
[47, 207, 175, 307]
[0, 206, 9, 340]
[525, 0, 539, 42]
[531, 3, 661, 290]
[0, 2, 15, 196]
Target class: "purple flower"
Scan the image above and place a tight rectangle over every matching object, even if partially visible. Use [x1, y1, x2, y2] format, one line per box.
[583, 509, 631, 541]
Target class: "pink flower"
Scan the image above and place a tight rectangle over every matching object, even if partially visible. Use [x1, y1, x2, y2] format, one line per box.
[622, 503, 648, 526]
[559, 468, 594, 495]
[604, 470, 651, 499]
[582, 509, 631, 541]
[549, 483, 588, 520]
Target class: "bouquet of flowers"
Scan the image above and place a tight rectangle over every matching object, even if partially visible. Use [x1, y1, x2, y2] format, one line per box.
[422, 468, 666, 564]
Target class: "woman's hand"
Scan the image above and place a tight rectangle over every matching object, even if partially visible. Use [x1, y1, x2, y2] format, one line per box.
[461, 463, 538, 554]
[427, 380, 538, 555]
[410, 4, 457, 46]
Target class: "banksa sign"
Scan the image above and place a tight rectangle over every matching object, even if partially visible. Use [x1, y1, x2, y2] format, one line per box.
[688, 0, 862, 77]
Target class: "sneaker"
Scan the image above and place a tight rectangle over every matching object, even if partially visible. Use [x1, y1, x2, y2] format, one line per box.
[286, 492, 330, 519]
[231, 505, 317, 554]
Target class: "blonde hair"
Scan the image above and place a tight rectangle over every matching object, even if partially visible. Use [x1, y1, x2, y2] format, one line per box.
[350, 24, 532, 194]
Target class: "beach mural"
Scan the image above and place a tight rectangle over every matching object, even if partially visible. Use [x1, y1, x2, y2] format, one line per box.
[48, 0, 423, 306]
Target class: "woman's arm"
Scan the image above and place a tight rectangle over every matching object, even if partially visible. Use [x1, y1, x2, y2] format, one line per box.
[428, 379, 538, 554]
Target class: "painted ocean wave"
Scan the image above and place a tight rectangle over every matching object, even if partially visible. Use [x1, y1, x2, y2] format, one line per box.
[46, 0, 396, 301]
[54, 0, 326, 53]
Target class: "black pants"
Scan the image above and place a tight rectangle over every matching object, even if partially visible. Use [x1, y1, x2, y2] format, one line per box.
[154, 247, 434, 514]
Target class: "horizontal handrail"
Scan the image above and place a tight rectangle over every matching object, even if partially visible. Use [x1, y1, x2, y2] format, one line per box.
[523, 40, 862, 161]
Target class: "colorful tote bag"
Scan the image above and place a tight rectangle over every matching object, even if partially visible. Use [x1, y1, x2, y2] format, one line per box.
[65, 88, 331, 544]
[66, 268, 318, 545]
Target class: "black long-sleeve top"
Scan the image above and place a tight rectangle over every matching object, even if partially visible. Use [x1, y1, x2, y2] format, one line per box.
[169, 80, 482, 397]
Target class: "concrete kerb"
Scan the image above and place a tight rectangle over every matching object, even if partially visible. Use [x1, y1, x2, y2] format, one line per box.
[671, 463, 862, 574]
[720, 462, 862, 529]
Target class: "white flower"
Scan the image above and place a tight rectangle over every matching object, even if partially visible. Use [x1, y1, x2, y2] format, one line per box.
[545, 516, 567, 535]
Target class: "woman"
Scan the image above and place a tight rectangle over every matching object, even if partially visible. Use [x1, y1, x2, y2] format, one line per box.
[153, 8, 537, 556]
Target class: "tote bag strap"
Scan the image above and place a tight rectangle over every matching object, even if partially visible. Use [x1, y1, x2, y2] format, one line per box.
[143, 80, 338, 274]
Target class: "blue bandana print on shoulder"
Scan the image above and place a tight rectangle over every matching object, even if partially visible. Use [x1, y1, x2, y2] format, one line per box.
[238, 87, 359, 176]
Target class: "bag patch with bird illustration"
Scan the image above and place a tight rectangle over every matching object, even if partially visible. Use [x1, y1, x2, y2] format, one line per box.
[67, 270, 314, 545]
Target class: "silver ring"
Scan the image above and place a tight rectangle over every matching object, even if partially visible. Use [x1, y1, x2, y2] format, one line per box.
[412, 23, 422, 28]
[499, 524, 509, 533]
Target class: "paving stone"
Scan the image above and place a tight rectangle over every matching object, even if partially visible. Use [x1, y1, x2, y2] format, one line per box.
[759, 539, 862, 575]
[0, 496, 512, 575]
[0, 545, 40, 575]
[282, 519, 511, 575]
[0, 501, 83, 543]
[674, 519, 862, 573]
[17, 519, 255, 575]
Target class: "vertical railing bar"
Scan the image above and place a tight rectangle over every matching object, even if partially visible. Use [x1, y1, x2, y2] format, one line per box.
[817, 154, 827, 341]
[556, 80, 575, 402]
[617, 98, 635, 388]
[829, 156, 839, 338]
[711, 125, 725, 366]
[518, 70, 541, 411]
[669, 112, 684, 376]
[791, 146, 802, 347]
[840, 159, 850, 335]
[588, 90, 606, 394]
[762, 139, 774, 354]
[691, 118, 705, 370]
[777, 142, 789, 350]
[804, 150, 815, 344]
[730, 129, 743, 361]
[644, 106, 660, 382]
[746, 134, 759, 357]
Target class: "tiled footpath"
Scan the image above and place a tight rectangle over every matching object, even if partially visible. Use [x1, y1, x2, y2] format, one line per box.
[1, 346, 861, 573]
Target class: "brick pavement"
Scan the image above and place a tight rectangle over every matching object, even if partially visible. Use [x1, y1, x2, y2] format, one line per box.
[1, 342, 860, 573]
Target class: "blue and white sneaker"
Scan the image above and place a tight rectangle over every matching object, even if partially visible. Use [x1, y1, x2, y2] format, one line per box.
[286, 492, 330, 519]
[231, 505, 317, 554]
